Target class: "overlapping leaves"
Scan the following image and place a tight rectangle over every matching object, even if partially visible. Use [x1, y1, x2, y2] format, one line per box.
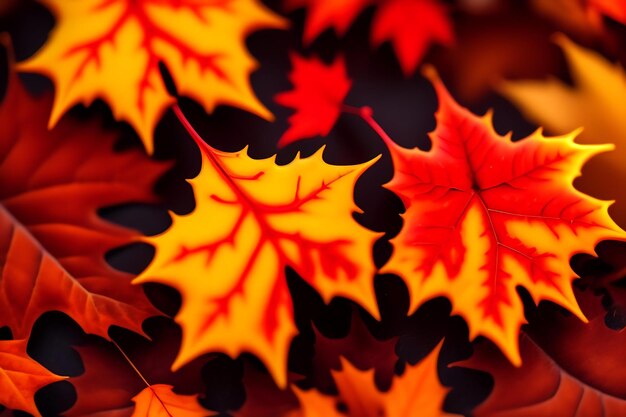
[3, 1, 626, 416]
[0, 66, 165, 414]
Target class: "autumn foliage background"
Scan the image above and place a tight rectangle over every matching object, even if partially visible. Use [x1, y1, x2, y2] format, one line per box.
[3, 0, 626, 416]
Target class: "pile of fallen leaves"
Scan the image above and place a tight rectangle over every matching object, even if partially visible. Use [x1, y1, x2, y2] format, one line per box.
[2, 0, 626, 416]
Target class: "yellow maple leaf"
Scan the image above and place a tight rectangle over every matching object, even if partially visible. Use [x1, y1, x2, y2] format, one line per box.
[500, 35, 626, 228]
[134, 107, 380, 387]
[292, 343, 459, 417]
[18, 0, 286, 153]
[131, 384, 206, 417]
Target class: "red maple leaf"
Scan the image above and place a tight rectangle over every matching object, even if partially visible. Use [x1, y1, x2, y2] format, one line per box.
[275, 54, 352, 147]
[370, 0, 453, 75]
[588, 0, 626, 26]
[284, 0, 453, 75]
[375, 67, 625, 366]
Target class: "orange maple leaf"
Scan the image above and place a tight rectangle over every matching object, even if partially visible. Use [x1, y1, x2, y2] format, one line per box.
[131, 384, 207, 417]
[0, 339, 64, 417]
[0, 68, 165, 342]
[293, 343, 459, 417]
[233, 313, 397, 417]
[377, 68, 626, 366]
[284, 0, 453, 75]
[500, 36, 626, 228]
[18, 0, 286, 153]
[134, 106, 380, 387]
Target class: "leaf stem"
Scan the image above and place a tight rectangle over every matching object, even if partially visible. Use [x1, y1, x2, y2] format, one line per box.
[111, 339, 151, 388]
[341, 104, 397, 148]
[171, 103, 260, 213]
[112, 339, 174, 417]
[171, 104, 217, 158]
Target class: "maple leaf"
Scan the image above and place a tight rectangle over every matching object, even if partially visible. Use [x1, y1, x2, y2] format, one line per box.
[430, 12, 561, 102]
[293, 343, 459, 417]
[529, 0, 624, 38]
[576, 241, 626, 324]
[0, 69, 165, 341]
[588, 0, 626, 26]
[378, 67, 625, 367]
[0, 339, 64, 417]
[500, 36, 626, 228]
[285, 0, 372, 44]
[68, 343, 143, 417]
[131, 384, 206, 417]
[284, 0, 453, 75]
[462, 304, 626, 417]
[369, 0, 453, 75]
[465, 337, 626, 416]
[232, 363, 300, 417]
[134, 106, 381, 387]
[311, 311, 398, 391]
[18, 0, 286, 153]
[67, 318, 207, 417]
[275, 54, 351, 147]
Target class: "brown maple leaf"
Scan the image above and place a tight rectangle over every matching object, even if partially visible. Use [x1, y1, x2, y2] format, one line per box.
[232, 363, 300, 417]
[462, 306, 626, 416]
[0, 67, 166, 341]
[67, 318, 208, 416]
[311, 311, 398, 391]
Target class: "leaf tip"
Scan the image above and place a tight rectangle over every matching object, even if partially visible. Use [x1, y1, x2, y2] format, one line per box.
[593, 141, 616, 154]
[369, 153, 383, 165]
[422, 64, 459, 116]
[421, 64, 441, 86]
[551, 32, 572, 49]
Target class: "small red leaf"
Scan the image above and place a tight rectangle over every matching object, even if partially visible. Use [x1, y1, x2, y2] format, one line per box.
[284, 0, 453, 75]
[371, 0, 453, 75]
[275, 54, 352, 147]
